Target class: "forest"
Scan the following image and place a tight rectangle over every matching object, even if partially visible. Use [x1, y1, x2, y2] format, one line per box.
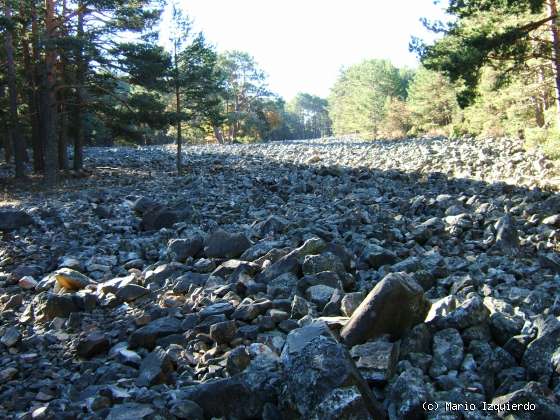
[1, 0, 560, 176]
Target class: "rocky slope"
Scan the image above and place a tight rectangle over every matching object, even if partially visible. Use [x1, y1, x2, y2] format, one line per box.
[2, 136, 560, 419]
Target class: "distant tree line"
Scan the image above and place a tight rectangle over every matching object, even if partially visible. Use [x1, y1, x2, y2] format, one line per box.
[4, 0, 560, 185]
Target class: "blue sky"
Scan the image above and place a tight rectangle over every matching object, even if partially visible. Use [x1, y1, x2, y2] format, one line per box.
[161, 1, 448, 101]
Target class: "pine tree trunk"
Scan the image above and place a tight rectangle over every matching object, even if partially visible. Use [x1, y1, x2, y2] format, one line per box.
[174, 47, 183, 175]
[58, 102, 69, 170]
[549, 0, 560, 126]
[43, 0, 59, 186]
[213, 126, 224, 144]
[0, 86, 13, 164]
[4, 1, 26, 179]
[21, 0, 43, 173]
[73, 0, 85, 171]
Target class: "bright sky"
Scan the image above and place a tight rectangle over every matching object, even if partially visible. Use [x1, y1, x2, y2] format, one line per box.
[161, 1, 448, 101]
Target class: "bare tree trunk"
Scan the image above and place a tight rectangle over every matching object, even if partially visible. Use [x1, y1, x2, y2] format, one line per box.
[549, 0, 560, 125]
[0, 86, 13, 164]
[213, 126, 224, 144]
[57, 0, 69, 170]
[21, 0, 43, 173]
[43, 0, 59, 186]
[73, 0, 85, 171]
[58, 103, 69, 170]
[4, 1, 26, 179]
[175, 49, 183, 175]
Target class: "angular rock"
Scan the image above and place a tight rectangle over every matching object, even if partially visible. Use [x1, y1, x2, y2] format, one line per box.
[180, 352, 281, 419]
[266, 272, 299, 298]
[209, 320, 238, 344]
[302, 252, 345, 276]
[226, 346, 251, 376]
[129, 317, 182, 350]
[18, 275, 38, 289]
[431, 295, 490, 330]
[167, 235, 204, 261]
[359, 244, 398, 269]
[494, 214, 519, 256]
[430, 328, 464, 377]
[280, 321, 385, 419]
[169, 400, 204, 420]
[0, 209, 34, 230]
[32, 292, 83, 321]
[491, 382, 560, 420]
[54, 268, 96, 290]
[340, 272, 430, 346]
[522, 318, 560, 383]
[350, 339, 399, 383]
[77, 332, 110, 358]
[115, 284, 149, 302]
[106, 403, 155, 420]
[388, 367, 432, 419]
[425, 295, 456, 322]
[136, 347, 175, 387]
[340, 292, 363, 317]
[400, 323, 432, 357]
[204, 229, 251, 258]
[173, 272, 208, 293]
[140, 206, 182, 231]
[305, 284, 336, 308]
[1, 327, 21, 347]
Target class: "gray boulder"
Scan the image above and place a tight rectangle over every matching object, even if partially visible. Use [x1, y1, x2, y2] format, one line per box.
[280, 321, 385, 419]
[340, 272, 430, 346]
[129, 317, 182, 350]
[204, 229, 251, 258]
[167, 236, 203, 261]
[0, 209, 34, 230]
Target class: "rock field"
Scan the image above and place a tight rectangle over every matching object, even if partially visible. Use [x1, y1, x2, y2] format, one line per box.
[2, 136, 560, 419]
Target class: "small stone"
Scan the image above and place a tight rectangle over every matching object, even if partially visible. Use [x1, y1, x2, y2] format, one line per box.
[388, 367, 432, 419]
[115, 284, 149, 302]
[350, 339, 399, 383]
[0, 367, 18, 383]
[425, 295, 456, 322]
[226, 346, 251, 376]
[107, 403, 155, 420]
[494, 214, 519, 256]
[170, 400, 204, 420]
[167, 236, 204, 261]
[431, 295, 489, 330]
[291, 295, 310, 319]
[340, 292, 363, 317]
[129, 317, 182, 350]
[305, 284, 336, 308]
[542, 214, 560, 226]
[430, 328, 464, 378]
[204, 229, 251, 258]
[54, 268, 96, 290]
[1, 327, 21, 347]
[3, 293, 23, 310]
[359, 244, 398, 269]
[136, 348, 175, 387]
[18, 275, 38, 289]
[77, 332, 110, 358]
[210, 320, 238, 344]
[0, 209, 34, 230]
